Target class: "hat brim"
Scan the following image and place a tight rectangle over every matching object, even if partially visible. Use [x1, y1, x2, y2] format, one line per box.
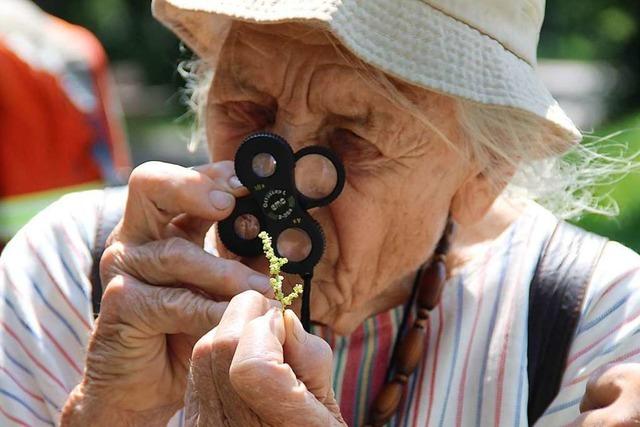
[152, 0, 582, 148]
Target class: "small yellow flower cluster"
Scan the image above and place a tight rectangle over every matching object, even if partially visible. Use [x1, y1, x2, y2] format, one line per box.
[258, 231, 303, 310]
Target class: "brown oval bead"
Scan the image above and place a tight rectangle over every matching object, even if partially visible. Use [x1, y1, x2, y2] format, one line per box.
[394, 373, 409, 384]
[396, 324, 426, 375]
[417, 260, 446, 310]
[369, 381, 404, 426]
[415, 315, 429, 329]
[417, 307, 430, 320]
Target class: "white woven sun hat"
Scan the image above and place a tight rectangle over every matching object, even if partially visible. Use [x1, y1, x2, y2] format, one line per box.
[152, 0, 582, 146]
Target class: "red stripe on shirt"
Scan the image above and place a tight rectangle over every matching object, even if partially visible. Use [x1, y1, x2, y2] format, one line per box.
[1, 321, 67, 392]
[425, 305, 445, 427]
[567, 306, 640, 367]
[369, 310, 393, 409]
[339, 324, 365, 427]
[57, 223, 92, 272]
[591, 268, 640, 309]
[456, 267, 487, 427]
[41, 326, 82, 375]
[566, 345, 640, 388]
[494, 293, 516, 426]
[1, 366, 44, 403]
[4, 272, 82, 373]
[26, 237, 91, 331]
[0, 403, 31, 427]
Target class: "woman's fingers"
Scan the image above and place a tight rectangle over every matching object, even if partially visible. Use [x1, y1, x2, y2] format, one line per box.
[579, 363, 623, 413]
[190, 291, 277, 426]
[192, 161, 249, 197]
[98, 274, 227, 338]
[570, 401, 640, 427]
[101, 237, 273, 297]
[282, 310, 335, 402]
[118, 161, 245, 244]
[579, 362, 640, 413]
[82, 274, 226, 412]
[187, 292, 343, 426]
[229, 309, 343, 426]
[571, 363, 640, 426]
[166, 213, 214, 247]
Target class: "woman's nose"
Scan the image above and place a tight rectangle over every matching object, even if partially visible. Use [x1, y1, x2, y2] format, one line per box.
[269, 111, 319, 151]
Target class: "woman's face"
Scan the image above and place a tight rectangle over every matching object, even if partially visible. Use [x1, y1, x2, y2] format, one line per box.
[207, 23, 478, 333]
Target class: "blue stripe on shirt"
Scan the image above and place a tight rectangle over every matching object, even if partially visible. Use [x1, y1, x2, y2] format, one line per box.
[28, 276, 83, 346]
[438, 276, 464, 427]
[0, 388, 54, 425]
[3, 297, 38, 339]
[514, 335, 528, 427]
[543, 396, 581, 416]
[474, 227, 516, 426]
[57, 252, 90, 302]
[3, 349, 33, 377]
[52, 234, 90, 301]
[577, 294, 630, 335]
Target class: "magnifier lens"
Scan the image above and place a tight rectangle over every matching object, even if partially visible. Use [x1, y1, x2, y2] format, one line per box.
[252, 153, 277, 177]
[295, 154, 338, 199]
[233, 214, 260, 240]
[277, 228, 312, 262]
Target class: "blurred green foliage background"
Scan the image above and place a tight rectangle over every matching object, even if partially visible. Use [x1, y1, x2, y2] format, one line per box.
[34, 0, 640, 250]
[530, 1, 640, 250]
[36, 0, 181, 88]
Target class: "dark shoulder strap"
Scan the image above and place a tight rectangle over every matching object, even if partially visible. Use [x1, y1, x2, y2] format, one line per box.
[90, 186, 127, 317]
[527, 220, 608, 425]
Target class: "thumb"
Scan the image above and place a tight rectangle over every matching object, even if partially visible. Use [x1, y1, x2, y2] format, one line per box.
[579, 363, 623, 413]
[283, 310, 334, 402]
[230, 309, 343, 426]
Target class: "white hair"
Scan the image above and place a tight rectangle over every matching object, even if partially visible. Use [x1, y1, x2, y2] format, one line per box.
[178, 33, 635, 220]
[176, 57, 211, 154]
[454, 102, 635, 219]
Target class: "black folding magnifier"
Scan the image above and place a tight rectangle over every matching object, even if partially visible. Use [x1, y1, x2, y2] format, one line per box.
[218, 132, 345, 331]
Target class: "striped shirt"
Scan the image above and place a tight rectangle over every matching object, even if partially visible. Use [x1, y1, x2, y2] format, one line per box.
[1, 189, 639, 426]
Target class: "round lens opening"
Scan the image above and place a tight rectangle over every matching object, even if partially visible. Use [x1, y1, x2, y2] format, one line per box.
[276, 228, 312, 262]
[295, 154, 338, 199]
[252, 153, 277, 178]
[233, 214, 260, 240]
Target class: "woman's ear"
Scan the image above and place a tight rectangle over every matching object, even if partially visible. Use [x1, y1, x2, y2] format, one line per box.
[450, 164, 516, 226]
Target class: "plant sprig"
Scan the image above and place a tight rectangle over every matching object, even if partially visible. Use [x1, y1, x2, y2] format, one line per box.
[258, 231, 303, 311]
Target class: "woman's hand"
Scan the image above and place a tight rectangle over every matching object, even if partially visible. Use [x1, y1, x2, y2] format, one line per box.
[185, 290, 346, 427]
[570, 363, 640, 426]
[61, 161, 274, 426]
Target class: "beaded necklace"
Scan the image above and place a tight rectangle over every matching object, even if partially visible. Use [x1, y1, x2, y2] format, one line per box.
[366, 218, 455, 426]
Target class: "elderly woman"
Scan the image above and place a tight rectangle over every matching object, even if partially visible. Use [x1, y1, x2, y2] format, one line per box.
[1, 0, 640, 426]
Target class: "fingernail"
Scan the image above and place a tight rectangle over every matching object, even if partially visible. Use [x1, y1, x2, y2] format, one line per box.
[288, 310, 308, 344]
[267, 307, 282, 330]
[209, 191, 234, 210]
[229, 176, 244, 189]
[249, 274, 274, 296]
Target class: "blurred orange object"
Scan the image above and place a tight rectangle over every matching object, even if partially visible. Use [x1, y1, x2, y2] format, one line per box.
[0, 1, 130, 242]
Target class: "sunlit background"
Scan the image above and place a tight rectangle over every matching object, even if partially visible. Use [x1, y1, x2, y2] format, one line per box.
[32, 1, 640, 250]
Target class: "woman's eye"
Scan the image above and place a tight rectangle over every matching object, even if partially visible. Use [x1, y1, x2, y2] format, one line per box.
[221, 101, 275, 129]
[330, 128, 383, 165]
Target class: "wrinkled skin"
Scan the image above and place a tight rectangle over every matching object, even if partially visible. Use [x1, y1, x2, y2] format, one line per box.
[571, 363, 640, 426]
[61, 22, 637, 427]
[207, 23, 504, 334]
